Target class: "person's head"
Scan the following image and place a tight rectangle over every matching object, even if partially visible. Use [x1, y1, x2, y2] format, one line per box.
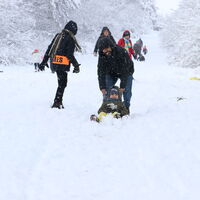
[136, 38, 143, 45]
[64, 20, 78, 35]
[109, 86, 120, 100]
[34, 49, 39, 53]
[123, 30, 130, 40]
[98, 37, 114, 56]
[101, 27, 111, 37]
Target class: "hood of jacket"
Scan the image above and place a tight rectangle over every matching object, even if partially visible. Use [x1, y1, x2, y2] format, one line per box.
[64, 20, 78, 35]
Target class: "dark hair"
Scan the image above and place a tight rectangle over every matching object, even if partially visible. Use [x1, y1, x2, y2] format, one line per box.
[100, 27, 111, 36]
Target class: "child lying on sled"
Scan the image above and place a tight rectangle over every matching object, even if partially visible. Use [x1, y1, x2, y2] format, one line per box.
[90, 86, 129, 122]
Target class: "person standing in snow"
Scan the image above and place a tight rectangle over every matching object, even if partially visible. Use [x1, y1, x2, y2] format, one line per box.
[117, 30, 136, 60]
[32, 49, 42, 72]
[133, 38, 145, 61]
[97, 37, 134, 114]
[93, 27, 116, 56]
[142, 45, 148, 55]
[39, 20, 81, 109]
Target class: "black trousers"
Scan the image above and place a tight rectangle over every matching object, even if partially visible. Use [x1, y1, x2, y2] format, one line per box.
[54, 70, 68, 102]
[34, 63, 39, 70]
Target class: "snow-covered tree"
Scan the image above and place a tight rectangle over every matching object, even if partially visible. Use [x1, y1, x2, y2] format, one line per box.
[161, 0, 200, 68]
[74, 0, 158, 42]
[0, 0, 79, 65]
[0, 0, 157, 65]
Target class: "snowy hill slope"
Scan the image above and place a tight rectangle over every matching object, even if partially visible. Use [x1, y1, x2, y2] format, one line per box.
[0, 32, 200, 200]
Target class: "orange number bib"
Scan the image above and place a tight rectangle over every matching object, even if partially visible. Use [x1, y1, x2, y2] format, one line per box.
[52, 55, 70, 65]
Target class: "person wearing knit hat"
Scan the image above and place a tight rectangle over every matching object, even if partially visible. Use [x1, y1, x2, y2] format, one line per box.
[118, 30, 136, 60]
[97, 37, 134, 114]
[39, 20, 81, 109]
[93, 27, 116, 56]
[90, 86, 129, 122]
[133, 38, 145, 61]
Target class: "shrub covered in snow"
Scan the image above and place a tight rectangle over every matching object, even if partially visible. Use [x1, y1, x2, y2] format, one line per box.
[161, 0, 200, 68]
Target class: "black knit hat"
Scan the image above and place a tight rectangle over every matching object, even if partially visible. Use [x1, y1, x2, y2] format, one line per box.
[108, 86, 121, 99]
[64, 20, 78, 35]
[98, 37, 114, 52]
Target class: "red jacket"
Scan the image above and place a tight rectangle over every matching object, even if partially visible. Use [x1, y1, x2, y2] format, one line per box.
[118, 38, 135, 59]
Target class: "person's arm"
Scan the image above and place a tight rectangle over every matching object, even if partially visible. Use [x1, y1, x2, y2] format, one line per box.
[117, 38, 124, 47]
[94, 38, 100, 53]
[125, 48, 134, 75]
[64, 37, 80, 67]
[110, 35, 116, 45]
[97, 57, 107, 91]
[119, 49, 134, 87]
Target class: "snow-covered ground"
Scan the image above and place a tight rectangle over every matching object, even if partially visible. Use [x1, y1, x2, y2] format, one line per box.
[0, 32, 200, 200]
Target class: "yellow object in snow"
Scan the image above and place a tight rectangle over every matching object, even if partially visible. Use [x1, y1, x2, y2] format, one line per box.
[98, 112, 107, 121]
[189, 77, 200, 80]
[97, 112, 120, 121]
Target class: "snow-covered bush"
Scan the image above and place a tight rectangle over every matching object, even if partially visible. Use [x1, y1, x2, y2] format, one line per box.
[161, 0, 200, 68]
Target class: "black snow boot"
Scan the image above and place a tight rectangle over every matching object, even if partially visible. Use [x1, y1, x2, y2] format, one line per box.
[51, 100, 64, 109]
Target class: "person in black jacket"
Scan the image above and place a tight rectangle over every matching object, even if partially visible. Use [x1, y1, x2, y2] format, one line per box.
[97, 37, 134, 114]
[133, 38, 145, 61]
[39, 20, 81, 109]
[93, 27, 116, 56]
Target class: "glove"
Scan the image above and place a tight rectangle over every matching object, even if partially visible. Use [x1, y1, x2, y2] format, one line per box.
[133, 54, 137, 60]
[138, 55, 145, 61]
[39, 63, 49, 71]
[73, 64, 80, 73]
[113, 112, 121, 119]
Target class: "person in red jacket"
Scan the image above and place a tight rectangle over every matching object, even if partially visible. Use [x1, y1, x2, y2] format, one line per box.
[118, 30, 136, 60]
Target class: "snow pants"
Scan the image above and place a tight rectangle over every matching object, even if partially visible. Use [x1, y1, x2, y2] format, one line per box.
[34, 63, 39, 71]
[54, 70, 68, 102]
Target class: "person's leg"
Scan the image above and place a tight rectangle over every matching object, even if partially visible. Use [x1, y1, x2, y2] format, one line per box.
[104, 74, 118, 100]
[36, 63, 40, 71]
[52, 70, 68, 108]
[123, 75, 133, 112]
[34, 63, 37, 71]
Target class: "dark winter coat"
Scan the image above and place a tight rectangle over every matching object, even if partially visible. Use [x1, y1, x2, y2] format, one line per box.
[42, 21, 80, 72]
[94, 27, 116, 53]
[133, 39, 143, 56]
[98, 99, 129, 117]
[97, 41, 134, 90]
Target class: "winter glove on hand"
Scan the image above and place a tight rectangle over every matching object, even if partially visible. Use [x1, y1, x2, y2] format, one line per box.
[73, 64, 80, 73]
[39, 63, 49, 71]
[38, 63, 45, 71]
[113, 112, 121, 119]
[138, 55, 145, 62]
[133, 54, 137, 60]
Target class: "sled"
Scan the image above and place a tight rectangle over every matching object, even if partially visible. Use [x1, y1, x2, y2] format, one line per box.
[189, 77, 200, 81]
